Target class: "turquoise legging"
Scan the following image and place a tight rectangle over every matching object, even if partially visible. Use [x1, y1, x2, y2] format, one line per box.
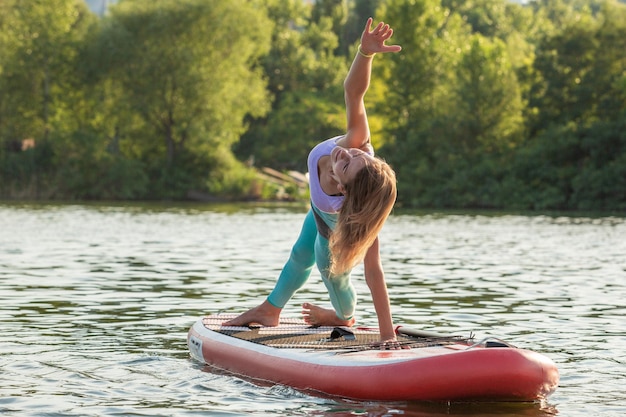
[267, 210, 356, 320]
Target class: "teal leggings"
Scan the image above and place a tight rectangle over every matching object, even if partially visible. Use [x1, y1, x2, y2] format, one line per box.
[267, 210, 356, 320]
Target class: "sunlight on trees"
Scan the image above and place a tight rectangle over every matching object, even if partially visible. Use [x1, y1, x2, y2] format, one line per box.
[1, 0, 624, 210]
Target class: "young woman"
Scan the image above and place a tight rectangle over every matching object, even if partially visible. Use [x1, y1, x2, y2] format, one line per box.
[225, 18, 402, 344]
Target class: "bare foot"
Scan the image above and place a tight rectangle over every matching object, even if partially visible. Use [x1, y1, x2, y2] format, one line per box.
[301, 302, 355, 327]
[222, 300, 281, 327]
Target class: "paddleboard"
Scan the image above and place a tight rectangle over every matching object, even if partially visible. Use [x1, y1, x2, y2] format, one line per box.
[188, 314, 559, 402]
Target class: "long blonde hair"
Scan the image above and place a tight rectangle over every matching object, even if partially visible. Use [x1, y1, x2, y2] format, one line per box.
[328, 157, 397, 275]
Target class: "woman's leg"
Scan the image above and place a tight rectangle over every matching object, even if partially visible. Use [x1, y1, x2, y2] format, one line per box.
[266, 209, 317, 308]
[313, 234, 357, 321]
[224, 210, 317, 327]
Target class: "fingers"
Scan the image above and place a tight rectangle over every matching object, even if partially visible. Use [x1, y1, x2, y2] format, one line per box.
[382, 44, 402, 53]
[362, 18, 401, 54]
[368, 22, 391, 37]
[372, 22, 386, 35]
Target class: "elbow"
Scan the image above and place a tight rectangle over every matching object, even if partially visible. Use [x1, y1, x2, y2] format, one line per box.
[344, 80, 366, 101]
[343, 84, 353, 103]
[344, 89, 365, 103]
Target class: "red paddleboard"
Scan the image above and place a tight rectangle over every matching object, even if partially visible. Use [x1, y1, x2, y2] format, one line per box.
[188, 314, 559, 402]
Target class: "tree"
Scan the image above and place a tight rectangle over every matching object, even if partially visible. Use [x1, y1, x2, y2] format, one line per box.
[0, 0, 95, 198]
[0, 0, 93, 143]
[374, 0, 470, 206]
[452, 35, 524, 155]
[100, 0, 272, 177]
[235, 0, 347, 171]
[340, 0, 381, 57]
[509, 0, 626, 210]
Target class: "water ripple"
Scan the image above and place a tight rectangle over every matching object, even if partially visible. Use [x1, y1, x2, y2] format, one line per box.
[0, 203, 624, 416]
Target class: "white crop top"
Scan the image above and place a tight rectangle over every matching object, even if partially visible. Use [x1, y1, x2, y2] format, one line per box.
[307, 136, 344, 214]
[307, 136, 374, 214]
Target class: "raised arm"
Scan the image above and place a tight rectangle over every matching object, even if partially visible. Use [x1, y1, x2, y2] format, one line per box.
[339, 18, 402, 151]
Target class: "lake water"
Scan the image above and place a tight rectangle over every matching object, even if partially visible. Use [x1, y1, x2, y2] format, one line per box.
[0, 202, 624, 417]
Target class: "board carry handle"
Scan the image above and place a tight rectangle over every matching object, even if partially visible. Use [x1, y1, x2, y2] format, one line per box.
[330, 327, 356, 341]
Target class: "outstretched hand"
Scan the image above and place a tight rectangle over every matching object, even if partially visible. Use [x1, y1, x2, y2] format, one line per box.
[360, 18, 402, 56]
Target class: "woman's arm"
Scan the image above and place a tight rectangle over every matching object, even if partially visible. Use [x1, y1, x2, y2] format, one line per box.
[363, 236, 396, 342]
[339, 18, 401, 151]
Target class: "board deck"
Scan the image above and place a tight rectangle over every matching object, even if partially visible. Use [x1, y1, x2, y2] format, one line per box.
[200, 314, 470, 350]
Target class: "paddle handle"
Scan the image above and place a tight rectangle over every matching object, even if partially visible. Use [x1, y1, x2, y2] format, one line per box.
[395, 326, 451, 339]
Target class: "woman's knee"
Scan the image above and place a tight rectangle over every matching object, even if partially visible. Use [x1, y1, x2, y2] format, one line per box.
[290, 244, 315, 267]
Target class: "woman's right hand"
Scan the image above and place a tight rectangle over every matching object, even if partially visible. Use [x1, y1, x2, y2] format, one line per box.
[359, 18, 402, 56]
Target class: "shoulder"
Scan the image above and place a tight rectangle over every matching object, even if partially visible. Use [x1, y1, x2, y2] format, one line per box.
[309, 136, 342, 160]
[336, 134, 374, 155]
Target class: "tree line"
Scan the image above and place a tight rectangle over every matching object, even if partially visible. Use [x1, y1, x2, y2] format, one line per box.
[1, 0, 625, 211]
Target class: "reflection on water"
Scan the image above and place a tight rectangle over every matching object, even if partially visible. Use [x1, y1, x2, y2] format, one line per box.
[0, 202, 624, 416]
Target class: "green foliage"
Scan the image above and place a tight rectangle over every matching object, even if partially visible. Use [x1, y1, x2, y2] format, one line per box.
[243, 91, 345, 171]
[0, 0, 94, 142]
[340, 0, 381, 56]
[379, 0, 524, 208]
[1, 0, 273, 200]
[503, 115, 626, 211]
[54, 129, 149, 200]
[235, 0, 347, 171]
[0, 0, 625, 211]
[452, 35, 524, 153]
[571, 118, 626, 210]
[530, 3, 626, 131]
[377, 0, 626, 211]
[99, 0, 272, 167]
